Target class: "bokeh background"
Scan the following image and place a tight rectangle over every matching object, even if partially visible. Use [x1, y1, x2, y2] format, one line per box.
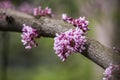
[1, 0, 120, 80]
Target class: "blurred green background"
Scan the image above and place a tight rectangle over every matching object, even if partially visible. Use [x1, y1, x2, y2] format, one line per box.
[0, 0, 109, 80]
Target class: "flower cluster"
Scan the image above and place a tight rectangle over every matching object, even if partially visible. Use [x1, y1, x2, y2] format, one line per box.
[103, 63, 120, 80]
[54, 28, 86, 61]
[33, 6, 52, 17]
[53, 14, 89, 61]
[62, 14, 89, 32]
[21, 24, 39, 49]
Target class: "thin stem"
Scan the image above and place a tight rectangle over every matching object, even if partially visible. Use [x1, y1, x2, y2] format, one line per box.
[1, 32, 10, 80]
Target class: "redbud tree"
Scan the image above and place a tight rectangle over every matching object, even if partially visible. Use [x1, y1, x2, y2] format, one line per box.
[0, 1, 120, 80]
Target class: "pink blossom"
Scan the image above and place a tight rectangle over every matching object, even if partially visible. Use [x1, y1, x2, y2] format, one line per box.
[74, 17, 89, 32]
[62, 14, 89, 32]
[33, 6, 53, 17]
[62, 14, 67, 20]
[62, 14, 74, 24]
[33, 7, 41, 16]
[103, 63, 120, 80]
[44, 7, 52, 16]
[54, 28, 86, 61]
[21, 24, 39, 49]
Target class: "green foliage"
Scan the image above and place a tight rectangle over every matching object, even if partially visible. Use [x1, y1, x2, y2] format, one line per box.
[0, 32, 94, 80]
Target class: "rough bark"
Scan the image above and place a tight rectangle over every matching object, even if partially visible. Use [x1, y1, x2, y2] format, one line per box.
[0, 8, 120, 69]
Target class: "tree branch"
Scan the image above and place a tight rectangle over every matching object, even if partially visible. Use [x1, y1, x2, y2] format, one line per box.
[0, 8, 120, 69]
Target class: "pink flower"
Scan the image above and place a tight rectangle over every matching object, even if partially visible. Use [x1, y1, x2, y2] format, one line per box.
[44, 7, 52, 16]
[21, 24, 39, 49]
[54, 28, 86, 61]
[62, 14, 67, 20]
[33, 6, 53, 17]
[103, 63, 120, 80]
[62, 14, 74, 24]
[74, 17, 89, 32]
[33, 6, 43, 16]
[33, 6, 42, 16]
[62, 14, 89, 32]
